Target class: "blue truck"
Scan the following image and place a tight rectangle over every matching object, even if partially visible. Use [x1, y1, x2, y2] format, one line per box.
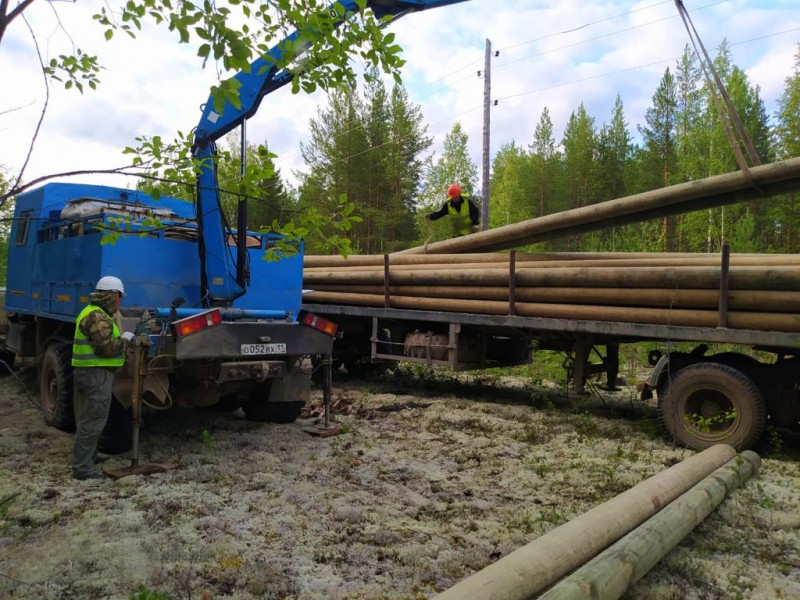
[0, 0, 470, 448]
[2, 182, 337, 445]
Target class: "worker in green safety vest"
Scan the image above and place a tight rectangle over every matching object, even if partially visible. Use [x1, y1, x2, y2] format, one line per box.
[70, 275, 135, 480]
[426, 184, 481, 237]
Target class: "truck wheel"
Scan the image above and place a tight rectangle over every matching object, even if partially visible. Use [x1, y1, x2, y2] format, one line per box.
[98, 398, 133, 455]
[659, 362, 766, 450]
[242, 398, 305, 423]
[0, 347, 16, 377]
[39, 344, 75, 432]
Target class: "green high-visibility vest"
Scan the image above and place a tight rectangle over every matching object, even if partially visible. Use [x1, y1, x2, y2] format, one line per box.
[71, 305, 124, 368]
[447, 199, 475, 237]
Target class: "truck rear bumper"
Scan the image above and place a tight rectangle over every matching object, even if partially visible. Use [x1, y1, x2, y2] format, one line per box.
[175, 320, 334, 360]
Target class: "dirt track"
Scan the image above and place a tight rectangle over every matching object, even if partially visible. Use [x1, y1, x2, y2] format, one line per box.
[1, 367, 799, 600]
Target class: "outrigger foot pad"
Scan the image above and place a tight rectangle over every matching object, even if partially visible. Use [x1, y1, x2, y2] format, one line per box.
[302, 424, 344, 438]
[103, 463, 168, 480]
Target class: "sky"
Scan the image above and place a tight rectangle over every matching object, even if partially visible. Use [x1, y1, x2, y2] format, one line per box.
[1, 0, 799, 196]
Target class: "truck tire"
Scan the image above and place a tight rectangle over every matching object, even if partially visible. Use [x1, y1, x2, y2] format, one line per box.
[242, 398, 305, 423]
[659, 362, 766, 450]
[39, 344, 75, 432]
[0, 347, 15, 377]
[98, 398, 133, 455]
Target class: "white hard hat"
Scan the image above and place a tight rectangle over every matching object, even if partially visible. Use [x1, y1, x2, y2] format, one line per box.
[96, 275, 125, 295]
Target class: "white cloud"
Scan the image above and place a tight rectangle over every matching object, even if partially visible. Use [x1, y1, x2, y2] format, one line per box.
[1, 0, 798, 194]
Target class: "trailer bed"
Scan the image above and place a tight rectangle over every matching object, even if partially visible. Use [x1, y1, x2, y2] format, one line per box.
[302, 303, 800, 351]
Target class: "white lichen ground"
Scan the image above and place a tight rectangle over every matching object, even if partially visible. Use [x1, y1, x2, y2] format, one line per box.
[0, 367, 798, 600]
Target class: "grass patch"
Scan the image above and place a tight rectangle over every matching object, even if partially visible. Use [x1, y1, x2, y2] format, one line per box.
[0, 491, 20, 532]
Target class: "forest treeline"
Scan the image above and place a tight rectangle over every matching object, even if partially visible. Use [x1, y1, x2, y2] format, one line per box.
[278, 42, 800, 256]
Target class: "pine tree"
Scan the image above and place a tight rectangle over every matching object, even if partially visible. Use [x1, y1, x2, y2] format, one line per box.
[490, 142, 534, 227]
[297, 76, 431, 253]
[638, 67, 676, 250]
[674, 45, 705, 183]
[596, 95, 631, 201]
[530, 107, 561, 218]
[561, 103, 597, 210]
[723, 66, 773, 250]
[772, 43, 800, 251]
[298, 87, 368, 253]
[775, 44, 800, 160]
[595, 96, 632, 250]
[380, 85, 432, 251]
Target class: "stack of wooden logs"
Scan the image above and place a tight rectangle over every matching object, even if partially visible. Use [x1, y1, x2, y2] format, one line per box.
[303, 252, 800, 332]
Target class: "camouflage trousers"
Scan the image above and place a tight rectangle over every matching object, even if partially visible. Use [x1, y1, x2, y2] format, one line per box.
[71, 367, 114, 478]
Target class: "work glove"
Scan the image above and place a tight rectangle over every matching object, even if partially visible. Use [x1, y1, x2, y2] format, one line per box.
[121, 331, 135, 343]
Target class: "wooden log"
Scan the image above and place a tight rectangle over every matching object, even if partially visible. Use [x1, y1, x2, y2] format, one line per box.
[305, 251, 800, 268]
[304, 255, 800, 272]
[303, 284, 800, 312]
[396, 158, 800, 255]
[304, 253, 513, 267]
[300, 291, 800, 331]
[305, 252, 674, 268]
[303, 265, 800, 291]
[538, 451, 761, 600]
[434, 445, 737, 600]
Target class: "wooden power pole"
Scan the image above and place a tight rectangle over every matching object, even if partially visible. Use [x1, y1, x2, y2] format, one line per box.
[480, 38, 493, 231]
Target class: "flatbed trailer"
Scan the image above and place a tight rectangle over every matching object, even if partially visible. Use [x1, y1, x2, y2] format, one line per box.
[302, 301, 800, 451]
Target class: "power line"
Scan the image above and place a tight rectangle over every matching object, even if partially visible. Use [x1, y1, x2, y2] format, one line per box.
[495, 27, 800, 105]
[494, 0, 729, 72]
[496, 0, 676, 53]
[400, 0, 682, 104]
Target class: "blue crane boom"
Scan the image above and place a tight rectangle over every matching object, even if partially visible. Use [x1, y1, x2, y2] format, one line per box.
[192, 0, 471, 307]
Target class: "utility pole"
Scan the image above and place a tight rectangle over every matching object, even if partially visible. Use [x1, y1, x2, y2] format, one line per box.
[480, 39, 491, 231]
[480, 39, 497, 231]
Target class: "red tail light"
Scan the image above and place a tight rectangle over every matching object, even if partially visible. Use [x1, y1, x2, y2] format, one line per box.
[172, 309, 223, 337]
[298, 311, 338, 336]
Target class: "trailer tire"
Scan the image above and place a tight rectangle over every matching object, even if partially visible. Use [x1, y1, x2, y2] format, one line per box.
[659, 362, 766, 450]
[40, 344, 75, 432]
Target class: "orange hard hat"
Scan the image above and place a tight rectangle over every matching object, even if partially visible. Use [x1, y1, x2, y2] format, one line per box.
[447, 184, 462, 198]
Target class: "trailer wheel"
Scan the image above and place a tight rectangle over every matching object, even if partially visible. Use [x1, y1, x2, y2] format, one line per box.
[242, 400, 305, 424]
[40, 344, 75, 432]
[659, 362, 766, 450]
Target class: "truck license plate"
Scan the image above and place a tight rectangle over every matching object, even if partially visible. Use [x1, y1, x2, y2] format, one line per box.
[240, 343, 286, 355]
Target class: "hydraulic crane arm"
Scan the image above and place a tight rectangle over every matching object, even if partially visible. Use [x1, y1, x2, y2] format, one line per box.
[192, 0, 471, 307]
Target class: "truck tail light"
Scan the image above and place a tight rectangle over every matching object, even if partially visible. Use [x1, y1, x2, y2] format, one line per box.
[298, 311, 338, 336]
[172, 308, 223, 337]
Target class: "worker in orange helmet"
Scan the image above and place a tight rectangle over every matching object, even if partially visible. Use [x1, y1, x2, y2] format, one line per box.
[426, 184, 481, 237]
